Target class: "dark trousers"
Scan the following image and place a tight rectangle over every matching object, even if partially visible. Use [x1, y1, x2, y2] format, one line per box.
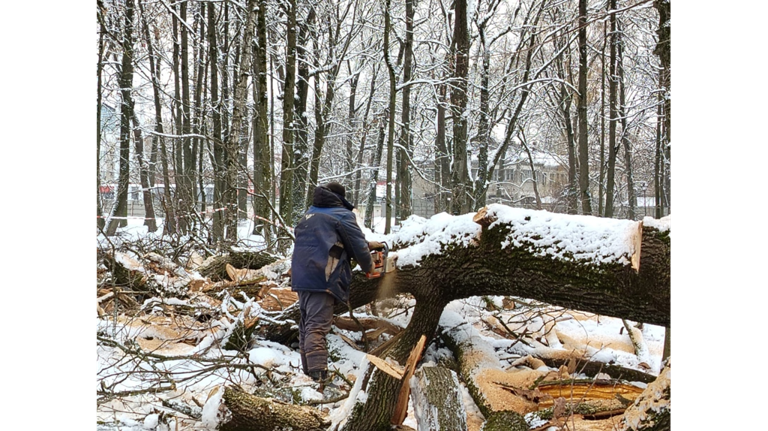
[298, 291, 335, 374]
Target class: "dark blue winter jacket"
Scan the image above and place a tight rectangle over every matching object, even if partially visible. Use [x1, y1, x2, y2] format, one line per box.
[290, 186, 374, 303]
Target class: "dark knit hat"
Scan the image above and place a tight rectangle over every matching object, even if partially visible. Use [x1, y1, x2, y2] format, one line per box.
[325, 182, 346, 198]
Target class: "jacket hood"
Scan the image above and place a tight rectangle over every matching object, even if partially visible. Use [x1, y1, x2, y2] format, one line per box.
[313, 186, 355, 210]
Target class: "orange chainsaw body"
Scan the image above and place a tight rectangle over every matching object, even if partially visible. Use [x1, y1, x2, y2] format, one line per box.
[366, 243, 388, 279]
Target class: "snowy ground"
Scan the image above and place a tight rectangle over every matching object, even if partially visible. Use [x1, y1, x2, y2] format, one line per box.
[95, 213, 667, 430]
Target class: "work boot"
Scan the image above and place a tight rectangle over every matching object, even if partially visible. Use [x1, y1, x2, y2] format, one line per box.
[308, 369, 329, 391]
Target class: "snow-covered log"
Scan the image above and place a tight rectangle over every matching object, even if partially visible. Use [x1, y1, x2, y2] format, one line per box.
[277, 206, 670, 430]
[199, 249, 278, 281]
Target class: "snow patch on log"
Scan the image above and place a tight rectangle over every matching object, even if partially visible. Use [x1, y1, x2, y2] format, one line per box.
[388, 212, 482, 267]
[642, 215, 671, 232]
[485, 204, 642, 266]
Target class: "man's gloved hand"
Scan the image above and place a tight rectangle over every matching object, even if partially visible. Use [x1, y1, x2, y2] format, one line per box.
[368, 240, 385, 251]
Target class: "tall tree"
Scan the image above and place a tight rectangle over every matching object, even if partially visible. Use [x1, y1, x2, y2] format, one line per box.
[106, 0, 136, 236]
[654, 0, 670, 217]
[653, 0, 671, 362]
[577, 0, 593, 215]
[179, 0, 196, 231]
[224, 0, 259, 240]
[140, 0, 177, 235]
[617, 20, 635, 220]
[252, 0, 272, 242]
[449, 0, 471, 215]
[97, 7, 107, 231]
[279, 0, 298, 247]
[292, 7, 316, 220]
[383, 0, 397, 233]
[208, 1, 227, 241]
[604, 0, 619, 218]
[397, 0, 415, 221]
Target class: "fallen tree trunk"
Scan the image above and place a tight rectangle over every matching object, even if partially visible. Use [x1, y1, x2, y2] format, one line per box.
[216, 386, 329, 431]
[271, 206, 670, 430]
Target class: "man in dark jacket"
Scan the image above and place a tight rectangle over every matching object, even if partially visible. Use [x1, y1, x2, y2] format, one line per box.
[291, 182, 375, 384]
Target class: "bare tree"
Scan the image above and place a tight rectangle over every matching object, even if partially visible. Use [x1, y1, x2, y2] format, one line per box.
[279, 0, 298, 248]
[654, 0, 670, 218]
[251, 0, 272, 243]
[106, 0, 136, 236]
[604, 0, 619, 218]
[383, 0, 397, 234]
[577, 0, 592, 215]
[449, 0, 471, 215]
[97, 5, 107, 231]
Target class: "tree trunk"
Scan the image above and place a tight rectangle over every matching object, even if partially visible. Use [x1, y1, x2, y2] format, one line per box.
[97, 16, 106, 231]
[619, 360, 670, 431]
[225, 0, 258, 240]
[439, 309, 532, 431]
[278, 0, 298, 250]
[577, 0, 593, 215]
[207, 1, 226, 242]
[397, 0, 414, 222]
[604, 0, 619, 218]
[450, 0, 471, 215]
[364, 114, 386, 229]
[409, 366, 468, 431]
[434, 80, 450, 214]
[293, 8, 316, 220]
[252, 0, 271, 241]
[654, 0, 671, 216]
[617, 21, 635, 220]
[139, 0, 174, 234]
[180, 0, 196, 232]
[216, 386, 330, 431]
[265, 205, 670, 350]
[129, 106, 158, 233]
[353, 63, 379, 208]
[106, 0, 136, 236]
[383, 0, 396, 234]
[333, 205, 668, 430]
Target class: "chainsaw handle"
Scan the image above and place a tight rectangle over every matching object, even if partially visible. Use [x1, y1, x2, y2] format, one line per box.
[365, 271, 382, 279]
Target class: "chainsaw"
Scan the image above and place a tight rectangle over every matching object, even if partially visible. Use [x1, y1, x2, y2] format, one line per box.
[365, 242, 389, 279]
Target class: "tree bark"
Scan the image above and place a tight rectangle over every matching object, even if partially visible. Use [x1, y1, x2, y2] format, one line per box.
[252, 0, 272, 241]
[97, 12, 106, 231]
[619, 360, 670, 431]
[383, 0, 396, 234]
[397, 0, 414, 222]
[409, 366, 468, 431]
[604, 0, 619, 218]
[106, 0, 136, 236]
[450, 0, 471, 215]
[279, 0, 298, 249]
[217, 386, 330, 431]
[225, 0, 258, 240]
[654, 0, 671, 216]
[577, 0, 593, 215]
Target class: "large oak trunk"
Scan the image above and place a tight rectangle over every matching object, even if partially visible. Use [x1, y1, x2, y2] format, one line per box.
[252, 206, 670, 430]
